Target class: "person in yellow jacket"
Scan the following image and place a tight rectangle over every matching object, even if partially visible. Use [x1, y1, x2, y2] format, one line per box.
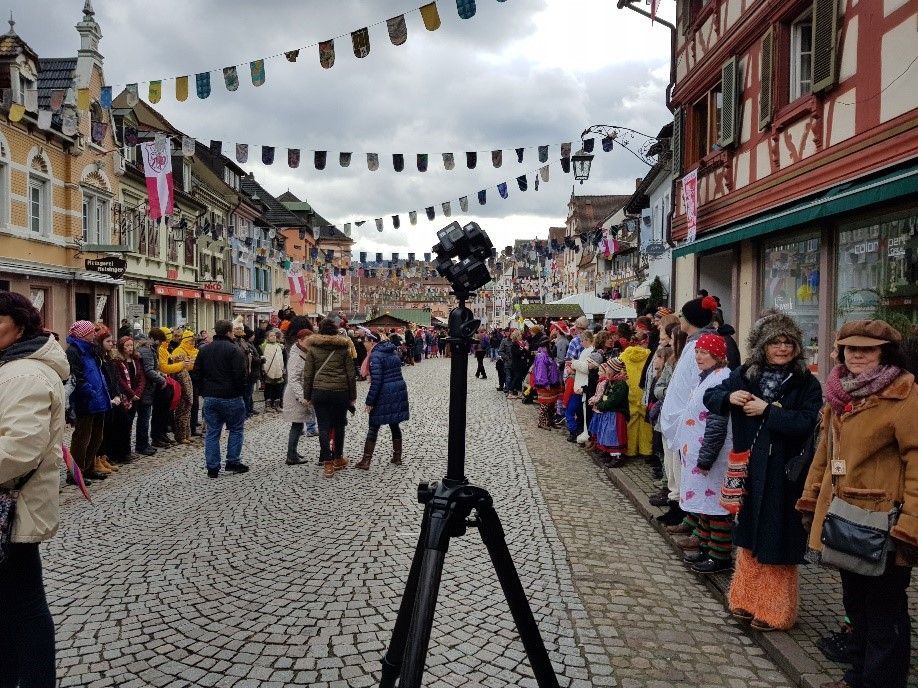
[620, 335, 653, 457]
[177, 330, 198, 367]
[150, 328, 189, 446]
[157, 327, 184, 376]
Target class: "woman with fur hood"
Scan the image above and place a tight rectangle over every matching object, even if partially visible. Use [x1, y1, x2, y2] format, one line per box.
[704, 311, 823, 631]
[302, 319, 357, 478]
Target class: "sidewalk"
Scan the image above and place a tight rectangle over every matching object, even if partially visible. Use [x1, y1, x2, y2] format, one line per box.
[514, 399, 917, 688]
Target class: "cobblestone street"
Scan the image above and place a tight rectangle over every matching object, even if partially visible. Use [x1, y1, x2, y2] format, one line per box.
[47, 359, 794, 687]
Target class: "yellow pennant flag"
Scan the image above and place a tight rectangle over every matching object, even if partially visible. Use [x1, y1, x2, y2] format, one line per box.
[420, 2, 441, 31]
[149, 80, 162, 104]
[76, 88, 91, 111]
[8, 102, 25, 122]
[175, 76, 189, 102]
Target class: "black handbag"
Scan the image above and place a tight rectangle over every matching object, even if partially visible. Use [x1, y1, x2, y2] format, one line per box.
[785, 419, 820, 484]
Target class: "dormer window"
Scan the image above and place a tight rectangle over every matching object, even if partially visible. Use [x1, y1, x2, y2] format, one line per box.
[18, 74, 34, 105]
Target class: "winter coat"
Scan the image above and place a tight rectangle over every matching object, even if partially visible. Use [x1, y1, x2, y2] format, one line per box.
[365, 341, 410, 426]
[195, 336, 247, 399]
[554, 334, 570, 365]
[283, 344, 313, 424]
[260, 341, 286, 382]
[302, 334, 356, 402]
[0, 334, 68, 543]
[497, 337, 513, 365]
[157, 341, 184, 376]
[570, 346, 600, 393]
[236, 338, 263, 383]
[138, 342, 166, 405]
[64, 336, 111, 416]
[705, 364, 823, 565]
[660, 325, 718, 450]
[620, 345, 651, 417]
[796, 370, 918, 567]
[111, 355, 145, 411]
[532, 348, 560, 387]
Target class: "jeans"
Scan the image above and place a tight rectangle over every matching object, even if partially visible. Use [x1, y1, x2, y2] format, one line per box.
[496, 360, 507, 390]
[366, 422, 402, 442]
[287, 423, 304, 460]
[70, 413, 105, 474]
[202, 397, 246, 471]
[312, 390, 349, 461]
[565, 393, 583, 434]
[842, 562, 912, 688]
[474, 352, 487, 378]
[243, 382, 255, 415]
[135, 401, 152, 451]
[0, 543, 56, 688]
[151, 384, 172, 441]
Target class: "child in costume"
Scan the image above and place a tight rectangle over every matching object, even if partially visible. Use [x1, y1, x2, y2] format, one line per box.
[620, 330, 653, 458]
[532, 345, 562, 429]
[673, 333, 734, 573]
[587, 358, 629, 464]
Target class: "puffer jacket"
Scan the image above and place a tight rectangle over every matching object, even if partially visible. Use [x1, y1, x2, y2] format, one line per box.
[797, 370, 918, 566]
[365, 341, 409, 426]
[302, 334, 356, 402]
[0, 334, 69, 542]
[65, 336, 111, 416]
[138, 342, 166, 405]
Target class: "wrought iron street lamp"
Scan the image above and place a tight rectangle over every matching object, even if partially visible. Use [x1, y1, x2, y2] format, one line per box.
[571, 148, 594, 184]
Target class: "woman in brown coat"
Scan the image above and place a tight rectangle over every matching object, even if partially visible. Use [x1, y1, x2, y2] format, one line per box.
[302, 319, 357, 478]
[796, 319, 918, 688]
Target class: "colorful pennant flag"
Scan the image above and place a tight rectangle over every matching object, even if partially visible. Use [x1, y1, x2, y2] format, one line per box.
[516, 147, 524, 163]
[492, 150, 502, 167]
[409, 210, 418, 225]
[367, 153, 379, 171]
[236, 143, 248, 163]
[76, 88, 90, 111]
[392, 215, 401, 229]
[602, 135, 614, 152]
[182, 136, 195, 156]
[250, 59, 266, 86]
[176, 76, 189, 102]
[148, 80, 162, 103]
[262, 145, 274, 165]
[417, 153, 428, 172]
[289, 148, 301, 168]
[443, 152, 454, 170]
[457, 0, 477, 20]
[466, 151, 477, 169]
[314, 150, 326, 169]
[426, 206, 435, 220]
[100, 86, 112, 109]
[50, 89, 65, 112]
[498, 182, 508, 199]
[285, 50, 299, 62]
[387, 14, 408, 45]
[196, 72, 211, 99]
[210, 140, 222, 156]
[538, 145, 548, 163]
[459, 196, 469, 212]
[517, 175, 527, 191]
[125, 83, 138, 107]
[91, 121, 108, 143]
[340, 152, 352, 167]
[442, 201, 451, 217]
[375, 218, 384, 232]
[393, 153, 404, 172]
[540, 165, 550, 182]
[352, 27, 370, 58]
[37, 109, 53, 130]
[478, 189, 486, 205]
[561, 142, 572, 158]
[223, 66, 239, 92]
[319, 40, 335, 69]
[420, 2, 442, 31]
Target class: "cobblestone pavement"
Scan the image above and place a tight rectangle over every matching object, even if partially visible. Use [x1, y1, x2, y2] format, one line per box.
[46, 358, 793, 687]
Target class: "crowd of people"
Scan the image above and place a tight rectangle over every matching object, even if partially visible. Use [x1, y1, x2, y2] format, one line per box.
[1, 284, 916, 688]
[497, 295, 917, 688]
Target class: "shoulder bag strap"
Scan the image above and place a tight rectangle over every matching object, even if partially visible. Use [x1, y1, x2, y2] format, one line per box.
[314, 350, 337, 378]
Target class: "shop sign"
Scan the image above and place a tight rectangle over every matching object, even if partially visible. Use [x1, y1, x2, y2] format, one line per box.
[153, 284, 202, 299]
[126, 304, 145, 318]
[166, 268, 178, 280]
[645, 241, 667, 257]
[201, 281, 224, 292]
[203, 292, 233, 303]
[85, 257, 127, 279]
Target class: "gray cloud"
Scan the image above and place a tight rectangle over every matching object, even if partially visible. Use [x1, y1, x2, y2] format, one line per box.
[15, 0, 672, 254]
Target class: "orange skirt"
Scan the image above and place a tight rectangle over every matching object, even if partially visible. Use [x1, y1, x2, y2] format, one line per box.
[728, 547, 799, 630]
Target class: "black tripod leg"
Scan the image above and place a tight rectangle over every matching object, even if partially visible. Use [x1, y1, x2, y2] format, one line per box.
[397, 546, 447, 688]
[476, 504, 561, 688]
[379, 506, 431, 688]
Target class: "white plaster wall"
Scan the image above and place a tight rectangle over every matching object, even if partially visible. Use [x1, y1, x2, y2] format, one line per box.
[756, 141, 771, 180]
[735, 150, 750, 189]
[884, 0, 910, 15]
[830, 89, 857, 146]
[839, 15, 858, 82]
[736, 240, 757, 358]
[673, 254, 696, 310]
[881, 16, 918, 122]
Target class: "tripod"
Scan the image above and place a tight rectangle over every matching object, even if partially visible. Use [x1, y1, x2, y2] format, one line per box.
[378, 293, 560, 688]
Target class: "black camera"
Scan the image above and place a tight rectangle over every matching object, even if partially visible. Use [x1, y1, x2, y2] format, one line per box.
[433, 221, 495, 295]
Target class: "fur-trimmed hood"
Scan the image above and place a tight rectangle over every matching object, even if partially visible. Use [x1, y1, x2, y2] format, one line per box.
[307, 334, 352, 349]
[744, 311, 806, 383]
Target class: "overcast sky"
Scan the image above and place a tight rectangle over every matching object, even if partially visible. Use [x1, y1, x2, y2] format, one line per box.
[15, 0, 674, 256]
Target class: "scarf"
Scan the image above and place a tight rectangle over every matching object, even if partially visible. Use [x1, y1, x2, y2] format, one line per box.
[758, 365, 791, 402]
[825, 364, 903, 415]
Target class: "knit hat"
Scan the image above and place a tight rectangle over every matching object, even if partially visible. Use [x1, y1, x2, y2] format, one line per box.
[574, 316, 589, 330]
[680, 296, 719, 328]
[180, 330, 194, 341]
[695, 333, 727, 360]
[744, 310, 806, 382]
[232, 316, 245, 333]
[655, 306, 673, 318]
[607, 357, 625, 374]
[68, 320, 96, 339]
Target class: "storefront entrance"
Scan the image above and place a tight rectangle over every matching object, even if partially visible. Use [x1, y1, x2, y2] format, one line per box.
[697, 249, 736, 326]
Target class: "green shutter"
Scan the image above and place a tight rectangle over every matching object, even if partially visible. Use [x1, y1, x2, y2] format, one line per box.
[672, 108, 683, 175]
[719, 56, 739, 148]
[812, 0, 839, 93]
[759, 27, 774, 130]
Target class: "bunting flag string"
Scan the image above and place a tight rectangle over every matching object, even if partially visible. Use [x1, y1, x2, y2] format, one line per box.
[100, 1, 511, 93]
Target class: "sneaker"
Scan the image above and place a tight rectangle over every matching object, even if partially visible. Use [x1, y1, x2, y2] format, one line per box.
[684, 550, 707, 564]
[224, 463, 250, 474]
[665, 521, 692, 534]
[137, 447, 157, 456]
[691, 557, 733, 574]
[649, 491, 670, 507]
[207, 468, 219, 478]
[305, 430, 319, 438]
[285, 456, 306, 466]
[816, 629, 853, 664]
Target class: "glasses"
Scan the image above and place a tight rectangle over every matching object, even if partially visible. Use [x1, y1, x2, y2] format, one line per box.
[767, 339, 794, 348]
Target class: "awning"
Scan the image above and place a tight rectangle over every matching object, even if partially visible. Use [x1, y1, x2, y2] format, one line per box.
[673, 160, 918, 258]
[203, 292, 233, 303]
[153, 284, 201, 299]
[632, 279, 653, 300]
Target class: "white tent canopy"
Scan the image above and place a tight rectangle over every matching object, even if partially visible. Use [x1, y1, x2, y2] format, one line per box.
[604, 300, 637, 320]
[550, 292, 614, 317]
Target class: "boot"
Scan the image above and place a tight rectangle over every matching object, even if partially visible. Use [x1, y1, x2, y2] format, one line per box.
[332, 456, 348, 470]
[99, 456, 119, 472]
[391, 437, 403, 465]
[323, 460, 335, 478]
[94, 457, 112, 475]
[355, 439, 376, 470]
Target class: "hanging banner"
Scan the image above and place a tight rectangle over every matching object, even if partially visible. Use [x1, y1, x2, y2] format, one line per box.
[426, 206, 435, 220]
[602, 135, 615, 152]
[538, 145, 548, 163]
[478, 189, 486, 205]
[352, 27, 370, 58]
[50, 89, 65, 111]
[457, 0, 477, 19]
[262, 145, 274, 165]
[250, 59, 266, 86]
[339, 152, 352, 167]
[491, 150, 502, 168]
[288, 148, 301, 169]
[387, 14, 408, 45]
[681, 169, 699, 244]
[175, 76, 189, 102]
[76, 88, 90, 112]
[393, 153, 404, 172]
[466, 151, 477, 169]
[516, 175, 527, 192]
[61, 109, 78, 135]
[148, 80, 162, 103]
[516, 147, 524, 163]
[125, 84, 139, 107]
[583, 137, 595, 153]
[417, 153, 428, 172]
[100, 86, 112, 109]
[285, 50, 299, 62]
[182, 136, 195, 156]
[392, 215, 401, 229]
[459, 196, 468, 212]
[319, 40, 336, 69]
[540, 165, 549, 182]
[91, 121, 108, 143]
[7, 102, 24, 123]
[367, 153, 379, 171]
[409, 210, 418, 225]
[442, 152, 454, 170]
[141, 138, 174, 220]
[314, 150, 326, 169]
[223, 66, 239, 92]
[420, 2, 441, 31]
[442, 201, 451, 217]
[375, 218, 384, 232]
[236, 143, 248, 163]
[37, 109, 53, 131]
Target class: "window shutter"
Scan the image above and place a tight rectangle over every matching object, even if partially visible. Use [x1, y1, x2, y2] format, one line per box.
[672, 108, 684, 175]
[812, 0, 839, 93]
[758, 27, 774, 130]
[719, 56, 739, 148]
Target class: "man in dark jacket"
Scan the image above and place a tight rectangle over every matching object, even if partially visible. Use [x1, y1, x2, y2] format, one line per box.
[712, 309, 742, 370]
[135, 335, 164, 456]
[195, 319, 249, 478]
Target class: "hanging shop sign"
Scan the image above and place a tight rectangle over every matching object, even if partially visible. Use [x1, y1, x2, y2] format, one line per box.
[645, 241, 667, 257]
[203, 292, 233, 303]
[201, 281, 225, 292]
[85, 257, 127, 279]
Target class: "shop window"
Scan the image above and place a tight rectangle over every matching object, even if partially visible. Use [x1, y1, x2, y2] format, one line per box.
[761, 233, 821, 371]
[790, 10, 813, 100]
[835, 210, 917, 331]
[81, 189, 110, 245]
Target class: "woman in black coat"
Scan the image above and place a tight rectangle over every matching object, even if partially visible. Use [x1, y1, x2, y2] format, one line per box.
[355, 335, 409, 469]
[703, 311, 822, 631]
